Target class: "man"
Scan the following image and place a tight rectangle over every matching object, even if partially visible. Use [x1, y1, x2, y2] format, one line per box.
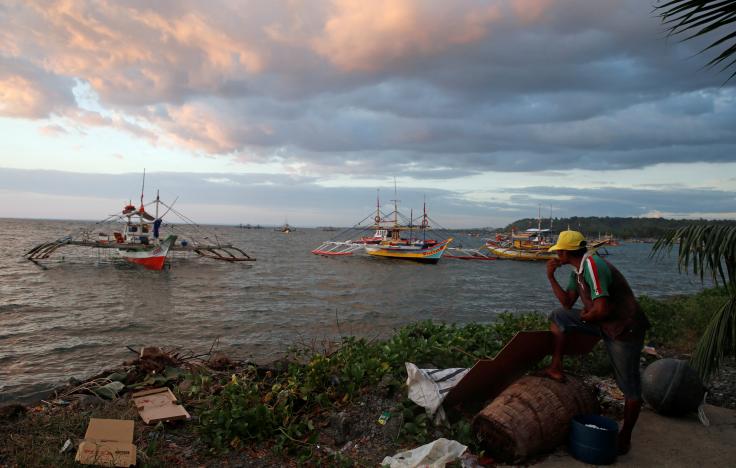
[544, 230, 649, 455]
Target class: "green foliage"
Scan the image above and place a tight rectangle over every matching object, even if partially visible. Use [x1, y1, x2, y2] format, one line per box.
[653, 223, 736, 379]
[196, 313, 548, 455]
[194, 294, 725, 458]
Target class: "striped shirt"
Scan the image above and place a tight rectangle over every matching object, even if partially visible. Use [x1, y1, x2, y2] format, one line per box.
[566, 253, 649, 340]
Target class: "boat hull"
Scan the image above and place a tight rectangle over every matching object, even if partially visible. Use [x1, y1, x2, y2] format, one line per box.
[118, 235, 177, 270]
[365, 238, 452, 263]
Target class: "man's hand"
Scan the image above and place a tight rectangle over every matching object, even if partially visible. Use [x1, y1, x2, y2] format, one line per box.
[581, 297, 610, 322]
[546, 258, 561, 278]
[580, 308, 593, 322]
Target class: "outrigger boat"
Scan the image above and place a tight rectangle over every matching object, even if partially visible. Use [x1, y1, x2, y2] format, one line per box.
[25, 173, 255, 270]
[485, 227, 559, 261]
[486, 224, 608, 262]
[312, 191, 456, 264]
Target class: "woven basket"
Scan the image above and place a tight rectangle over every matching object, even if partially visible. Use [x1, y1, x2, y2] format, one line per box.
[473, 375, 599, 463]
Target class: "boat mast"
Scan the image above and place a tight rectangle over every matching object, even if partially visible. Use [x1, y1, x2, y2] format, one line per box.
[537, 204, 542, 247]
[374, 189, 381, 227]
[139, 169, 146, 231]
[392, 177, 398, 226]
[422, 195, 428, 242]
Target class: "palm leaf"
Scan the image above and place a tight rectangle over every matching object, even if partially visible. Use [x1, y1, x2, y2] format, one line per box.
[691, 296, 736, 379]
[652, 223, 736, 378]
[656, 0, 736, 82]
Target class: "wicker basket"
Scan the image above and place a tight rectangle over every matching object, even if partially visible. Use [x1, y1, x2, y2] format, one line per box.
[473, 375, 599, 463]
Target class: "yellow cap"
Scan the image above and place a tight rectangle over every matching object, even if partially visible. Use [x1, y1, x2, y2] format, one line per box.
[548, 230, 586, 251]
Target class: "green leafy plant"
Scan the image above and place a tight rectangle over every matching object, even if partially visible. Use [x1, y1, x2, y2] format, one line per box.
[653, 224, 736, 378]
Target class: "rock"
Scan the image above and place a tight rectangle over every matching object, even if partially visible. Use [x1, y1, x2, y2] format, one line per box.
[208, 352, 233, 370]
[329, 411, 351, 445]
[0, 404, 26, 421]
[74, 394, 101, 410]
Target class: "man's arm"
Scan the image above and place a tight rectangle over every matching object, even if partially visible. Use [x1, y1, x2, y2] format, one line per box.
[546, 259, 578, 309]
[581, 296, 611, 322]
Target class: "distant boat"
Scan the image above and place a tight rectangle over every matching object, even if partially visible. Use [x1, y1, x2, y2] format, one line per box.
[277, 222, 294, 233]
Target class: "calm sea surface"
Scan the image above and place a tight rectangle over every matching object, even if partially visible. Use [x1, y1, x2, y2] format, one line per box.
[0, 218, 709, 403]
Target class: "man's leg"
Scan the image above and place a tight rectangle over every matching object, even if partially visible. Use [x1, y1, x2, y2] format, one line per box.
[545, 321, 566, 382]
[604, 336, 645, 455]
[545, 308, 599, 382]
[618, 398, 641, 455]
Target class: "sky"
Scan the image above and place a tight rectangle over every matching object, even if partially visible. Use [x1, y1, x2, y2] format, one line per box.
[1, 0, 735, 228]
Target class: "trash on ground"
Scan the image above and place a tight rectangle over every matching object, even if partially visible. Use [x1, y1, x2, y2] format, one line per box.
[92, 381, 125, 400]
[75, 418, 136, 467]
[381, 438, 467, 468]
[132, 387, 190, 424]
[405, 363, 468, 422]
[377, 411, 391, 425]
[59, 439, 73, 454]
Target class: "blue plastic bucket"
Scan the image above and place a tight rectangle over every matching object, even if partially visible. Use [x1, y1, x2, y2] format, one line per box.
[569, 414, 618, 465]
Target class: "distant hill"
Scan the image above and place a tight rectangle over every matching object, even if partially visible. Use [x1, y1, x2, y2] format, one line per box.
[504, 216, 736, 239]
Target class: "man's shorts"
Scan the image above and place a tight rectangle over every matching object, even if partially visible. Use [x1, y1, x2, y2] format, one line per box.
[549, 307, 643, 400]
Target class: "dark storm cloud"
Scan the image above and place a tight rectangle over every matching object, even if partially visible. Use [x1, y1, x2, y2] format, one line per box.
[2, 0, 735, 175]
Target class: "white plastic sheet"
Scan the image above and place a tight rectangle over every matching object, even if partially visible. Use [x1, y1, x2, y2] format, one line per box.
[405, 363, 469, 422]
[381, 438, 467, 468]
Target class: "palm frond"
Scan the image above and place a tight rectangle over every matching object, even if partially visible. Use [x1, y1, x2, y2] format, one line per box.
[691, 296, 736, 379]
[656, 0, 736, 82]
[652, 223, 736, 378]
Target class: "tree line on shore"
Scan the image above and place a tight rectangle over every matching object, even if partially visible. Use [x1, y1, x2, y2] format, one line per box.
[504, 216, 736, 239]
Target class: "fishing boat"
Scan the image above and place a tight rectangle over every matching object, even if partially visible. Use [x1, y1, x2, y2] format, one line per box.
[485, 228, 559, 261]
[312, 190, 454, 264]
[25, 172, 256, 270]
[486, 226, 608, 261]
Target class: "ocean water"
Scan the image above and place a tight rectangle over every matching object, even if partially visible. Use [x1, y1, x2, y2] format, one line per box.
[0, 218, 709, 403]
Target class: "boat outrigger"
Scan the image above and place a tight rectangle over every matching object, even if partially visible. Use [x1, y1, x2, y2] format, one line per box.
[312, 191, 458, 264]
[25, 173, 255, 270]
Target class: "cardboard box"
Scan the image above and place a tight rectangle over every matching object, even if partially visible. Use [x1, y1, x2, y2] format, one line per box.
[132, 387, 190, 424]
[75, 418, 136, 467]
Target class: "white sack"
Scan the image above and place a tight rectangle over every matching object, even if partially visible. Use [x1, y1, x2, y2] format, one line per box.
[381, 438, 468, 468]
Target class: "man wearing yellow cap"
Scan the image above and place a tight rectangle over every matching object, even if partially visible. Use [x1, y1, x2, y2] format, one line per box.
[545, 230, 649, 455]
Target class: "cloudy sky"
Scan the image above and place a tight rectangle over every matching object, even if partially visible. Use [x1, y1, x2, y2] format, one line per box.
[1, 0, 735, 227]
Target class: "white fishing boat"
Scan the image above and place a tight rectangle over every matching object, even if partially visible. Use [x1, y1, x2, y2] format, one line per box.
[25, 172, 255, 270]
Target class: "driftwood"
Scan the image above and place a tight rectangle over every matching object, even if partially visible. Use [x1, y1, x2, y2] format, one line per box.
[473, 374, 599, 463]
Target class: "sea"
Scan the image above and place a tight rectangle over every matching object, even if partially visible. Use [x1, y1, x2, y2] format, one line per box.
[0, 218, 710, 404]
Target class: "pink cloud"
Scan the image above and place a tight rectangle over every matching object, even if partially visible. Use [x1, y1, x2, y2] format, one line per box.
[312, 0, 502, 72]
